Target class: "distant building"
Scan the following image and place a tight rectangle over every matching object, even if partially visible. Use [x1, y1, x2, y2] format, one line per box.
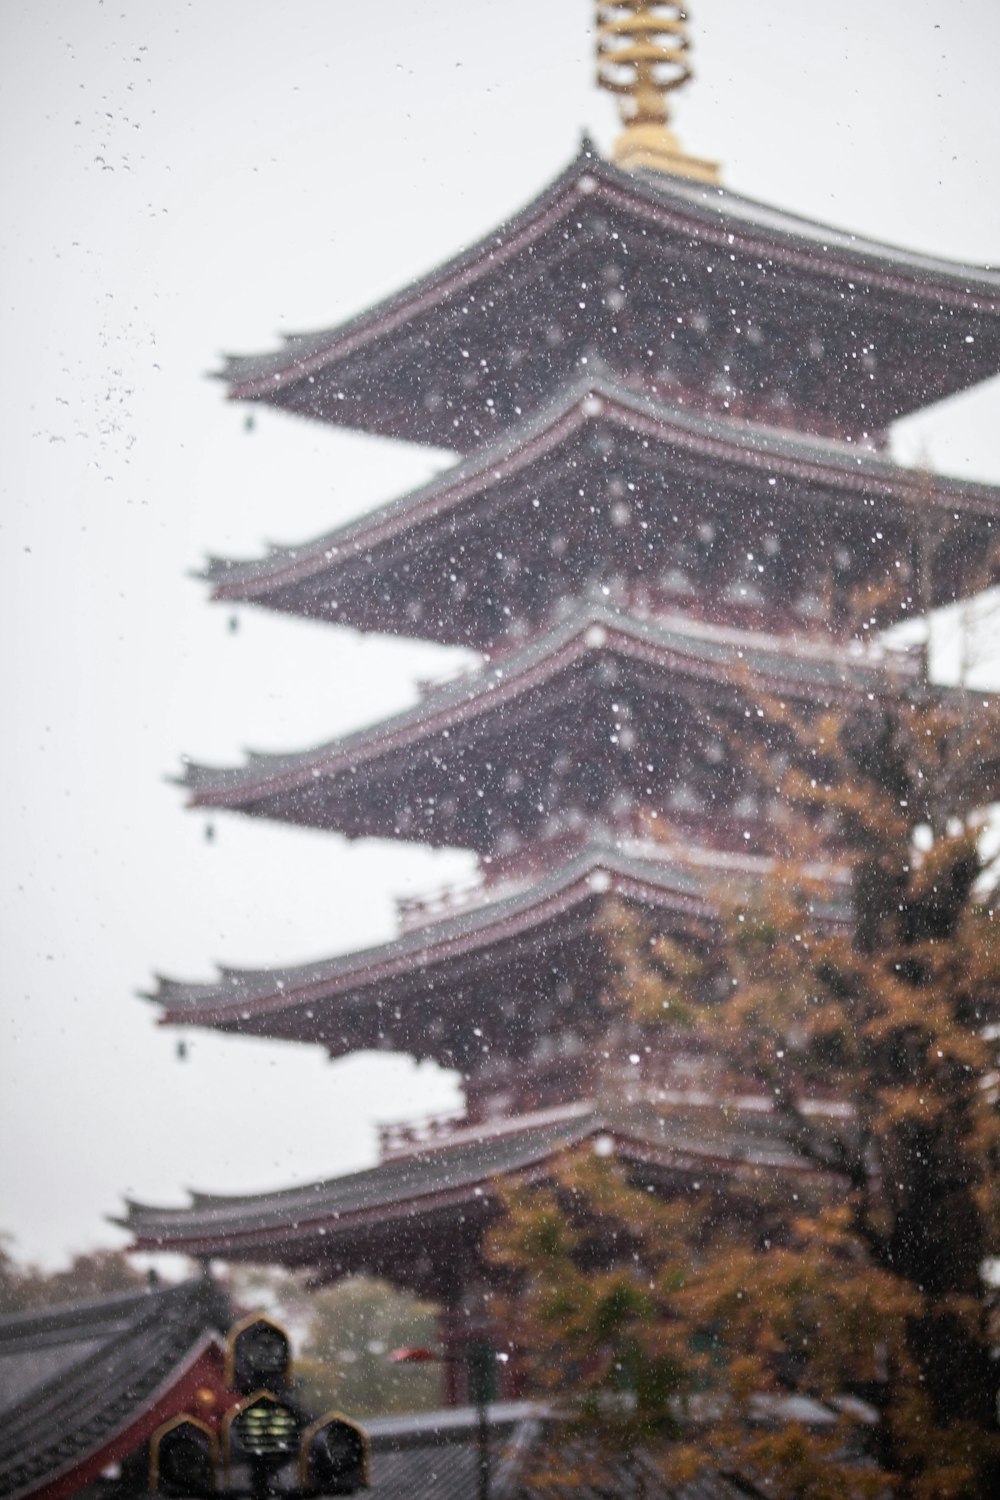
[123, 2, 1000, 1409]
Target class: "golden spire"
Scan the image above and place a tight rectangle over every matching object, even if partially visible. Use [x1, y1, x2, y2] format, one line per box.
[596, 2, 719, 183]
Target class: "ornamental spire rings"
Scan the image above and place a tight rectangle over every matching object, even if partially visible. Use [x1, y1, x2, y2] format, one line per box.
[596, 2, 719, 182]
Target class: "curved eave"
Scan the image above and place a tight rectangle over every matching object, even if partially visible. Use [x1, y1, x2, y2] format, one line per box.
[218, 147, 1000, 442]
[220, 148, 596, 396]
[119, 1111, 830, 1259]
[179, 604, 913, 819]
[148, 842, 787, 1043]
[120, 1113, 605, 1256]
[206, 370, 1000, 638]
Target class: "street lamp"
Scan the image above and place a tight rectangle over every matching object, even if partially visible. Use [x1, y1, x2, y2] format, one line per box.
[150, 1417, 217, 1496]
[225, 1393, 301, 1500]
[390, 1344, 494, 1500]
[150, 1312, 367, 1498]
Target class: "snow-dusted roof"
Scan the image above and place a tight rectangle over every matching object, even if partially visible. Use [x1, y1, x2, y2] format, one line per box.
[120, 1104, 833, 1261]
[0, 1279, 229, 1500]
[150, 836, 847, 1060]
[207, 367, 1000, 643]
[179, 602, 913, 852]
[217, 145, 1000, 447]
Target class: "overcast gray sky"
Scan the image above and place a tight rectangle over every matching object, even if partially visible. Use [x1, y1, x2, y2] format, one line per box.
[2, 0, 999, 1269]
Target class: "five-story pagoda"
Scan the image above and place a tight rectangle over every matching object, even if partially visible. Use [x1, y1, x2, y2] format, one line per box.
[123, 4, 1000, 1400]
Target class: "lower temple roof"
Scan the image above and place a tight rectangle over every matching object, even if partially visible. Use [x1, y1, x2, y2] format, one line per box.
[147, 839, 848, 1063]
[0, 1277, 230, 1500]
[364, 1402, 540, 1500]
[363, 1401, 779, 1499]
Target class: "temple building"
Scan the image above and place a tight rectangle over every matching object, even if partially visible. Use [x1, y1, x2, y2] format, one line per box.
[0, 1278, 233, 1500]
[122, 3, 1000, 1404]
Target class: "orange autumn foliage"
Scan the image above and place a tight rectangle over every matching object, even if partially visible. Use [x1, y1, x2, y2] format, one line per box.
[490, 686, 1000, 1499]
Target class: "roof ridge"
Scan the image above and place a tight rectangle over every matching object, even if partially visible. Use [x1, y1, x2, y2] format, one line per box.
[123, 1109, 605, 1221]
[0, 1279, 184, 1342]
[145, 838, 849, 1036]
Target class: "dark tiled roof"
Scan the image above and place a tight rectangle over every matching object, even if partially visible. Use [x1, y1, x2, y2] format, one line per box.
[206, 367, 1000, 635]
[120, 1104, 831, 1257]
[180, 603, 913, 808]
[148, 839, 847, 1047]
[217, 147, 1000, 446]
[221, 148, 1000, 396]
[121, 1110, 603, 1248]
[0, 1278, 230, 1500]
[370, 1435, 483, 1498]
[365, 1402, 537, 1500]
[0, 1286, 161, 1416]
[365, 1401, 772, 1499]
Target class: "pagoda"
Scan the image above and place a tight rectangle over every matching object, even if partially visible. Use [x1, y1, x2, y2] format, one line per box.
[123, 4, 1000, 1403]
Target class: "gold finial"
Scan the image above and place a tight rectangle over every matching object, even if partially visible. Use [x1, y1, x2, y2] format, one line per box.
[596, 3, 719, 183]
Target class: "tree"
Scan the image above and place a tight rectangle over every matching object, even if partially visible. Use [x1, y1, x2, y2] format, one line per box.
[491, 680, 1000, 1500]
[219, 1264, 440, 1417]
[0, 1238, 146, 1315]
[295, 1275, 440, 1417]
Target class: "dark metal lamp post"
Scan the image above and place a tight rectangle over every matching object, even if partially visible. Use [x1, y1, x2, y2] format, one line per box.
[391, 1343, 495, 1500]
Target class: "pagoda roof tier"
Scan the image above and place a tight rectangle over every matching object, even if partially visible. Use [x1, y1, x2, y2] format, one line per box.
[180, 604, 916, 852]
[148, 840, 848, 1066]
[119, 1105, 841, 1287]
[207, 370, 1000, 647]
[219, 146, 1000, 448]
